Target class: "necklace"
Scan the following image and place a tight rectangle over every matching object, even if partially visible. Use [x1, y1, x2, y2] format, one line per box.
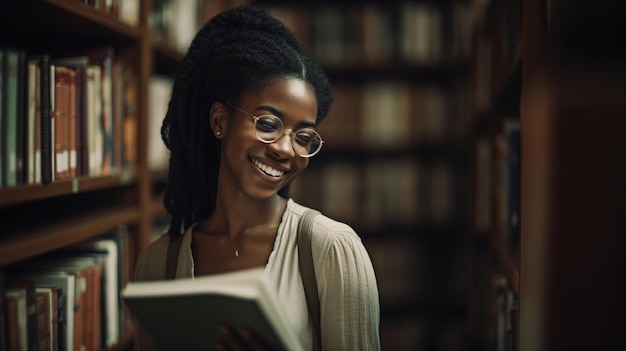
[193, 225, 240, 258]
[228, 235, 239, 258]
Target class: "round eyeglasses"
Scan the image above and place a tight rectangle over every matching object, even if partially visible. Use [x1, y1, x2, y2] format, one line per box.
[227, 104, 324, 158]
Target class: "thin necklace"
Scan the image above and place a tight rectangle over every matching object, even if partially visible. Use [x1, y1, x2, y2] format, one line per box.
[228, 235, 239, 258]
[193, 226, 240, 258]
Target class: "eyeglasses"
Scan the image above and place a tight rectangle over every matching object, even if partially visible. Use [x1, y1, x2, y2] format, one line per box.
[227, 104, 324, 158]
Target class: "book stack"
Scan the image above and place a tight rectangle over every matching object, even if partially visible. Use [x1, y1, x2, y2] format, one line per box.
[2, 226, 131, 351]
[0, 46, 139, 188]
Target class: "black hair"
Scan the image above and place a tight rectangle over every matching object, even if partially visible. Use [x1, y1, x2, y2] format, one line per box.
[161, 6, 333, 237]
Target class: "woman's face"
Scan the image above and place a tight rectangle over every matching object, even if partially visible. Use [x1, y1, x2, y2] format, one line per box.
[215, 77, 318, 201]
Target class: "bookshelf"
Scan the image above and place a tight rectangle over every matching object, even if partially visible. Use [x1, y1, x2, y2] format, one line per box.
[0, 0, 176, 350]
[467, 1, 626, 351]
[465, 0, 523, 349]
[518, 1, 626, 351]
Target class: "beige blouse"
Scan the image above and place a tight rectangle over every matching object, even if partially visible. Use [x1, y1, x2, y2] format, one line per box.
[133, 199, 381, 351]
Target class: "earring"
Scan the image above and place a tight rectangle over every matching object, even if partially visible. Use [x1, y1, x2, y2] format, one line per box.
[216, 131, 221, 137]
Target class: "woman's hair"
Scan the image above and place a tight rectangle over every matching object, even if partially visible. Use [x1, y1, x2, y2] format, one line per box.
[161, 5, 333, 237]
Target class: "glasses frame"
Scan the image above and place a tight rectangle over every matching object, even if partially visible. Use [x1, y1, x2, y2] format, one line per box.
[227, 103, 324, 158]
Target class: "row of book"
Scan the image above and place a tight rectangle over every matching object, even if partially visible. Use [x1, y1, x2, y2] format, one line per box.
[80, 0, 141, 28]
[291, 158, 460, 229]
[0, 46, 138, 189]
[493, 274, 519, 351]
[266, 1, 473, 66]
[470, 0, 521, 116]
[366, 238, 466, 308]
[319, 82, 458, 149]
[493, 119, 521, 250]
[0, 226, 132, 351]
[472, 117, 521, 249]
[151, 0, 205, 53]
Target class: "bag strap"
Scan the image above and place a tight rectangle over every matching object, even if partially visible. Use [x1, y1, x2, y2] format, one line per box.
[298, 209, 322, 351]
[166, 234, 183, 280]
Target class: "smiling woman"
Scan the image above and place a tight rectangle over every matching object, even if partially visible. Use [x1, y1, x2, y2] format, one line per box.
[132, 5, 380, 351]
[210, 78, 317, 201]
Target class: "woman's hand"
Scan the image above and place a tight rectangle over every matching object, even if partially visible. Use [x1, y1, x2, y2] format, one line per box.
[216, 324, 273, 351]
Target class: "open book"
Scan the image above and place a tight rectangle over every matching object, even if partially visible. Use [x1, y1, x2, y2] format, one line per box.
[121, 267, 302, 351]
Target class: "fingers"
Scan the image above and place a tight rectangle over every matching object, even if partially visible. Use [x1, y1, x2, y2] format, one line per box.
[240, 328, 267, 351]
[217, 325, 270, 351]
[217, 325, 245, 351]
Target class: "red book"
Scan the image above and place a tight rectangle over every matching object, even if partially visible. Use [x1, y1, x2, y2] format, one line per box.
[53, 66, 71, 180]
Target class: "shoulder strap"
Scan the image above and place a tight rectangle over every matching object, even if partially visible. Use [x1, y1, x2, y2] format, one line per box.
[298, 209, 322, 350]
[166, 234, 183, 280]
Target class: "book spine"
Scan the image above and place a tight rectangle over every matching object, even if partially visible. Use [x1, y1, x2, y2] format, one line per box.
[0, 272, 6, 351]
[3, 49, 19, 187]
[506, 122, 521, 249]
[75, 65, 88, 177]
[102, 56, 114, 176]
[24, 287, 38, 351]
[7, 282, 39, 351]
[55, 286, 66, 351]
[112, 61, 123, 172]
[4, 294, 20, 351]
[39, 55, 52, 184]
[0, 50, 4, 187]
[35, 290, 50, 351]
[48, 288, 57, 351]
[53, 66, 70, 180]
[16, 51, 26, 185]
[67, 69, 77, 178]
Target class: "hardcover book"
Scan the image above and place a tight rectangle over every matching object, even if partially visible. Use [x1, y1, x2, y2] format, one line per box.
[2, 48, 20, 187]
[121, 267, 302, 351]
[15, 272, 75, 351]
[27, 54, 53, 185]
[6, 281, 39, 351]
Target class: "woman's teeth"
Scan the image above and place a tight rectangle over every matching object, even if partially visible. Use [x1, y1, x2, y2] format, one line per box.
[252, 159, 284, 177]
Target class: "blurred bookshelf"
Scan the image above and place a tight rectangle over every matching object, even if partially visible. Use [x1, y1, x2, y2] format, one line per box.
[0, 0, 157, 350]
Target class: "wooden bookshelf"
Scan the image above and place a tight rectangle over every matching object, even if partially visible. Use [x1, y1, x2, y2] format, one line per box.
[0, 0, 175, 350]
[0, 173, 137, 206]
[0, 205, 139, 267]
[518, 1, 626, 349]
[465, 0, 523, 349]
[467, 1, 626, 351]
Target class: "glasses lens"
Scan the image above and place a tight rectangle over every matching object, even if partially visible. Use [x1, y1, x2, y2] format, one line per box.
[293, 129, 323, 157]
[254, 115, 283, 142]
[253, 115, 323, 157]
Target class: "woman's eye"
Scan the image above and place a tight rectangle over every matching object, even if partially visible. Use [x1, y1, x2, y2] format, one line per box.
[295, 131, 315, 145]
[257, 117, 281, 132]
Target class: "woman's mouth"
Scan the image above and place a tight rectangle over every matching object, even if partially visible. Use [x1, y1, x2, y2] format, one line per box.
[251, 158, 285, 177]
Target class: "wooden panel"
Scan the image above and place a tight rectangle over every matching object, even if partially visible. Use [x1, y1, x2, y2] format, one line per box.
[520, 69, 626, 351]
[0, 206, 139, 266]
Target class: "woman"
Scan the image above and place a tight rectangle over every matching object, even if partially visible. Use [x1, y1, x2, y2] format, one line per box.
[134, 6, 380, 350]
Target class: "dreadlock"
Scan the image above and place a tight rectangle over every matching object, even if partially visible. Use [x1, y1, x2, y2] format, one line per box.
[161, 6, 333, 237]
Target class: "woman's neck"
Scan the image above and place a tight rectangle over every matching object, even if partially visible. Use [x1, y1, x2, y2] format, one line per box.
[200, 194, 288, 239]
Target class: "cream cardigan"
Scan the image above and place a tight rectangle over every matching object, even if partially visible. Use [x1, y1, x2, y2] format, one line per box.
[133, 199, 381, 351]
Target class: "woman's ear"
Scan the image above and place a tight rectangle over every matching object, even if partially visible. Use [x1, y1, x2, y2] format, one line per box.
[210, 102, 229, 138]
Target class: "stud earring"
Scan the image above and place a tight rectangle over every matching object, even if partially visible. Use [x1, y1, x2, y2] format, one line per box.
[216, 131, 221, 136]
